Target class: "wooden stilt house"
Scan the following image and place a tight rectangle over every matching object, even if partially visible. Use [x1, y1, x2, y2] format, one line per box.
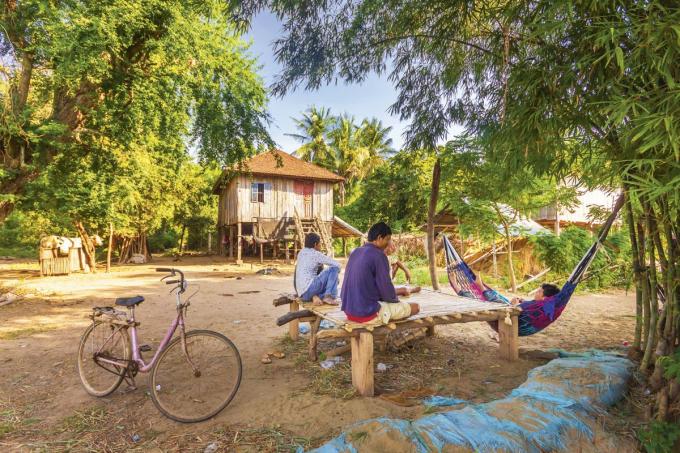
[212, 150, 362, 263]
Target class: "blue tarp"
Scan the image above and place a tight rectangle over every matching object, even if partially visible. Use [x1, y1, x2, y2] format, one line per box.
[306, 350, 633, 453]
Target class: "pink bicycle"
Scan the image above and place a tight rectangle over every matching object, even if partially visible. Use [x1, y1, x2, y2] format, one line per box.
[77, 268, 242, 423]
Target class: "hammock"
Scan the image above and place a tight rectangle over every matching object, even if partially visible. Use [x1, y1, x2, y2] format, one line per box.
[443, 193, 625, 336]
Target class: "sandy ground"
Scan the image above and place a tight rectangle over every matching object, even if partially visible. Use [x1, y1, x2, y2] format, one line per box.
[0, 256, 639, 452]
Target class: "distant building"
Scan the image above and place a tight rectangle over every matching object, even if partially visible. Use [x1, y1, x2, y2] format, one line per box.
[212, 149, 362, 263]
[532, 188, 620, 234]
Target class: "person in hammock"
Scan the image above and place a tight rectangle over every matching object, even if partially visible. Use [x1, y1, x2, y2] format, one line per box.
[509, 283, 561, 307]
[385, 241, 421, 296]
[449, 271, 503, 302]
[341, 222, 420, 324]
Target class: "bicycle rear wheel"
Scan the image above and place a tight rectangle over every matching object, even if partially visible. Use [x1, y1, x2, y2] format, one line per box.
[150, 330, 242, 423]
[77, 321, 130, 397]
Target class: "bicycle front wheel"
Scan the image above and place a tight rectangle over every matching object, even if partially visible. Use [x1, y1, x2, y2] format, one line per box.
[150, 330, 242, 423]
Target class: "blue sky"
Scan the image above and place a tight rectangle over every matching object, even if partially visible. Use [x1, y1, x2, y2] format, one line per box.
[245, 11, 413, 152]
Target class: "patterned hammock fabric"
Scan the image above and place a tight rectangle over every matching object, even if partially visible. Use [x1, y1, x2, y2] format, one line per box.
[443, 193, 625, 337]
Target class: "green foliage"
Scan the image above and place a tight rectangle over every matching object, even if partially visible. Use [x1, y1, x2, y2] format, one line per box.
[659, 349, 680, 382]
[0, 211, 64, 257]
[336, 149, 434, 231]
[638, 421, 680, 453]
[530, 227, 631, 290]
[1, 0, 271, 229]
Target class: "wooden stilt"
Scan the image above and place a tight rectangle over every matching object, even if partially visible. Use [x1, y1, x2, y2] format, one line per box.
[236, 222, 243, 265]
[351, 332, 374, 396]
[259, 243, 264, 264]
[229, 226, 234, 259]
[309, 317, 322, 361]
[498, 314, 519, 361]
[289, 299, 300, 341]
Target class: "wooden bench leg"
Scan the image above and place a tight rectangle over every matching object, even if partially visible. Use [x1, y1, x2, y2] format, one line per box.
[351, 332, 374, 396]
[499, 314, 519, 361]
[309, 317, 321, 361]
[289, 299, 299, 341]
[426, 325, 436, 337]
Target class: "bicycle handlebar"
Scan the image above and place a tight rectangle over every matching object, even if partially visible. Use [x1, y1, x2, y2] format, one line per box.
[156, 268, 186, 294]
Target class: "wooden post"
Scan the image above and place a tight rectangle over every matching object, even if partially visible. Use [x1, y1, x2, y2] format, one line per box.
[259, 243, 264, 264]
[426, 325, 436, 337]
[498, 314, 519, 361]
[342, 238, 347, 257]
[229, 226, 234, 259]
[351, 332, 374, 397]
[285, 241, 290, 263]
[236, 222, 243, 265]
[309, 317, 322, 361]
[208, 231, 212, 254]
[426, 157, 441, 291]
[289, 299, 300, 341]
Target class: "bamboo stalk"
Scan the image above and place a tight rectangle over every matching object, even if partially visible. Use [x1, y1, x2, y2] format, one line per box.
[641, 202, 659, 371]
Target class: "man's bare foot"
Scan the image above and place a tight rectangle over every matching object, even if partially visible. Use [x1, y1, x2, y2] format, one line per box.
[409, 286, 422, 294]
[312, 295, 323, 306]
[322, 295, 340, 305]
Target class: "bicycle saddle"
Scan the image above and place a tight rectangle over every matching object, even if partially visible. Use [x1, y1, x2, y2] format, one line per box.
[115, 295, 145, 307]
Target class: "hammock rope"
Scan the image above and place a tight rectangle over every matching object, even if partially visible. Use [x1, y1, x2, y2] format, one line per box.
[443, 193, 625, 336]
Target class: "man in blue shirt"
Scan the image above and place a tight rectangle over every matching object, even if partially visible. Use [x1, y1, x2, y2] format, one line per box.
[341, 222, 420, 323]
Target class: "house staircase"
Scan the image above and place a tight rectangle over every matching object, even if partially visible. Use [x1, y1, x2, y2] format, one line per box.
[293, 208, 334, 256]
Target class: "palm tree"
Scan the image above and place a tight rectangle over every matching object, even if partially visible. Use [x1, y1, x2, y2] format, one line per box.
[357, 118, 394, 177]
[327, 114, 366, 205]
[286, 106, 333, 165]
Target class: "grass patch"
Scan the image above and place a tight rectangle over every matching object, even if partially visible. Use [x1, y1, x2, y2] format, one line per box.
[210, 426, 315, 452]
[59, 406, 108, 434]
[0, 325, 58, 340]
[277, 335, 356, 399]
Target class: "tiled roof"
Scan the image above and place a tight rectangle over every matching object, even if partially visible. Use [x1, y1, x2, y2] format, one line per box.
[238, 149, 343, 182]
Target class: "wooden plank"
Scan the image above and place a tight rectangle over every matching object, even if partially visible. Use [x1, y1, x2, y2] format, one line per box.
[325, 344, 351, 358]
[498, 314, 519, 361]
[351, 332, 374, 397]
[289, 299, 300, 341]
[316, 329, 357, 339]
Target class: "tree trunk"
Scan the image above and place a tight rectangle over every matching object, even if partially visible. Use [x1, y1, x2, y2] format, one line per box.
[74, 221, 97, 273]
[178, 224, 186, 257]
[503, 221, 517, 292]
[426, 158, 441, 291]
[106, 223, 114, 273]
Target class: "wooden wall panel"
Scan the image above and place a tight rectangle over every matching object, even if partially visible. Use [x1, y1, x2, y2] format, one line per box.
[219, 175, 337, 224]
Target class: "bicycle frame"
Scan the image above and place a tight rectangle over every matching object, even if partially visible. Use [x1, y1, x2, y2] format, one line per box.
[95, 290, 187, 373]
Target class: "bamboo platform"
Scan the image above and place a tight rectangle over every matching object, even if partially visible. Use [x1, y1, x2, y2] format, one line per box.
[274, 289, 521, 397]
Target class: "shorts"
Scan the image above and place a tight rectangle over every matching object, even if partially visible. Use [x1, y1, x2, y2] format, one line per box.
[376, 301, 413, 324]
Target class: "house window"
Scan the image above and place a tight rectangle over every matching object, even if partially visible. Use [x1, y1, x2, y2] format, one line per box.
[251, 182, 265, 203]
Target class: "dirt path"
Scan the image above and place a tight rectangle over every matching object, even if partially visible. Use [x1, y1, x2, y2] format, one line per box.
[0, 257, 638, 452]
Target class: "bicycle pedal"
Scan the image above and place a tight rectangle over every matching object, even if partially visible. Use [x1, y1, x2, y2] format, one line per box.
[139, 344, 152, 352]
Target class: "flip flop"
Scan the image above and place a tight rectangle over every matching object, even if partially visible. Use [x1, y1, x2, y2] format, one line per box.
[261, 354, 272, 364]
[271, 351, 285, 359]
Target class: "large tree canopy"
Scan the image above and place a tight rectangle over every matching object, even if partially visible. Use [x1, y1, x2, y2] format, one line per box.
[234, 0, 680, 430]
[1, 0, 272, 222]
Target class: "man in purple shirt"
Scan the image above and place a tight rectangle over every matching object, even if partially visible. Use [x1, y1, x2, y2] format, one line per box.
[341, 222, 420, 323]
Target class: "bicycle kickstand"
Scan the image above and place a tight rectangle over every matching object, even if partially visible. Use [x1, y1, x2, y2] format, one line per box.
[122, 368, 138, 392]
